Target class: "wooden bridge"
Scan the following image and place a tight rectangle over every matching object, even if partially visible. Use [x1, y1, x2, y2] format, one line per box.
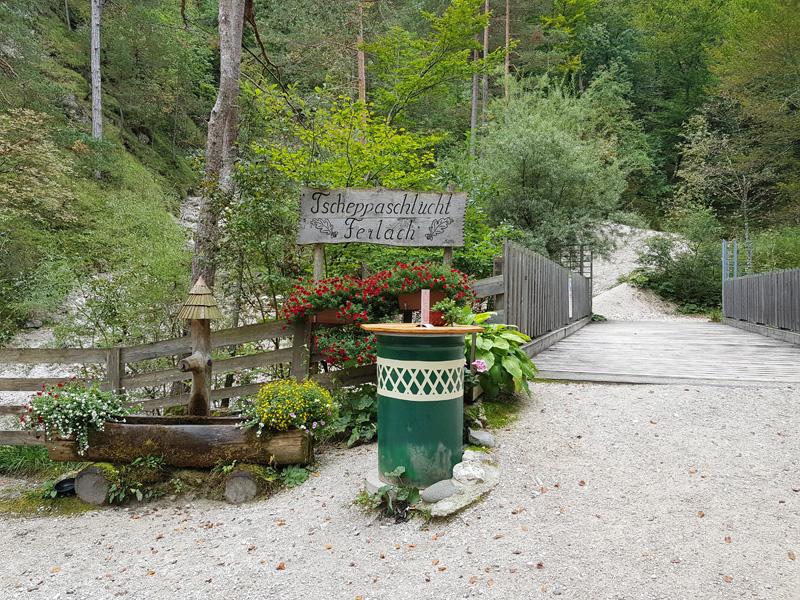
[533, 320, 800, 387]
[495, 244, 800, 388]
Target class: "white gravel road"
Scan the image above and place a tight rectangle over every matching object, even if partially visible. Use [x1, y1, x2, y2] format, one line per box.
[2, 381, 798, 600]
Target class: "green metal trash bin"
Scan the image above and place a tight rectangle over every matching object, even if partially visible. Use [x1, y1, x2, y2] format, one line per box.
[361, 323, 484, 488]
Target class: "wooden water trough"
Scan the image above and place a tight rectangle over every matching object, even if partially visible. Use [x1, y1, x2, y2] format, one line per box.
[46, 415, 313, 467]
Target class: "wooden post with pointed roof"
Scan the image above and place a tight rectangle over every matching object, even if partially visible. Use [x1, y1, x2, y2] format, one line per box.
[177, 277, 223, 416]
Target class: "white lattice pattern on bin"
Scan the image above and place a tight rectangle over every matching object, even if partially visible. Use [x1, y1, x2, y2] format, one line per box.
[377, 357, 464, 401]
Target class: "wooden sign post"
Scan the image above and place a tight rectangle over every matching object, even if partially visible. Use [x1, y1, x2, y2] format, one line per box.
[298, 186, 468, 248]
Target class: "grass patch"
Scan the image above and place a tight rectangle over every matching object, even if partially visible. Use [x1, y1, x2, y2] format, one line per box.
[0, 446, 84, 478]
[481, 393, 523, 429]
[0, 494, 95, 518]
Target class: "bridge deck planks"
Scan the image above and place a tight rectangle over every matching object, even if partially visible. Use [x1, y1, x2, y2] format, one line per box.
[534, 321, 800, 386]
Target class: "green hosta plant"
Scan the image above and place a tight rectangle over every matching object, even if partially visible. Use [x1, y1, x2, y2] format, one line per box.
[331, 385, 378, 447]
[463, 313, 537, 398]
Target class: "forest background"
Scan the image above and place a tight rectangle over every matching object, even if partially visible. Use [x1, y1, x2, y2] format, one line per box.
[1, 0, 799, 347]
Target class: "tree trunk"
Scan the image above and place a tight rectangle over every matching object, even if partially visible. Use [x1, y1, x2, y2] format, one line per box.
[357, 2, 366, 103]
[505, 0, 510, 102]
[191, 0, 246, 289]
[469, 47, 479, 157]
[90, 0, 103, 140]
[65, 0, 72, 31]
[481, 0, 489, 130]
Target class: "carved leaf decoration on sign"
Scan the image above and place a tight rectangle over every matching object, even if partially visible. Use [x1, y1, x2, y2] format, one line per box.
[310, 218, 338, 238]
[425, 217, 454, 240]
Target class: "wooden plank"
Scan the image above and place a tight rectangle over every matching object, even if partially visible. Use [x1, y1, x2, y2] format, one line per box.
[535, 320, 800, 385]
[0, 431, 47, 446]
[472, 275, 504, 298]
[0, 377, 68, 392]
[106, 347, 121, 394]
[132, 382, 265, 412]
[121, 321, 292, 363]
[121, 347, 294, 390]
[0, 348, 107, 364]
[313, 364, 377, 389]
[0, 405, 25, 415]
[290, 319, 311, 381]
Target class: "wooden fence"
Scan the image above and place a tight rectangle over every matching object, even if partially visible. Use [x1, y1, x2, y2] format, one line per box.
[0, 319, 376, 446]
[723, 268, 800, 331]
[504, 241, 592, 340]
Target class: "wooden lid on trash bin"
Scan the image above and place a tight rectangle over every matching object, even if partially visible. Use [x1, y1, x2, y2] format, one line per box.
[360, 323, 483, 335]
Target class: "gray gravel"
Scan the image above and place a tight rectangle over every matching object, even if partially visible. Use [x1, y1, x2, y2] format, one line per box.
[2, 381, 798, 600]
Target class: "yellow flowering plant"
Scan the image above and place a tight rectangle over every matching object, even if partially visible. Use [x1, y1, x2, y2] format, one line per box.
[239, 380, 339, 438]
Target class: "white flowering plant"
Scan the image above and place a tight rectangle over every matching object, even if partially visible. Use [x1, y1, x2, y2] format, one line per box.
[21, 378, 135, 455]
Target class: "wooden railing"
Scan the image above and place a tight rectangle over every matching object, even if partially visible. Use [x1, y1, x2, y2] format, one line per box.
[723, 268, 800, 332]
[504, 240, 592, 340]
[0, 319, 376, 445]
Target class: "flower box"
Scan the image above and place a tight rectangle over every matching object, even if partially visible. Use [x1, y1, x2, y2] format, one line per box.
[45, 416, 313, 468]
[312, 308, 352, 325]
[397, 290, 446, 311]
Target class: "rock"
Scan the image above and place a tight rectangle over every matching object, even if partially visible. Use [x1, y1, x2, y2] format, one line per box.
[137, 133, 150, 145]
[365, 472, 392, 496]
[462, 449, 493, 464]
[23, 319, 42, 329]
[420, 479, 459, 503]
[429, 464, 501, 517]
[452, 462, 485, 484]
[59, 93, 90, 123]
[468, 429, 496, 447]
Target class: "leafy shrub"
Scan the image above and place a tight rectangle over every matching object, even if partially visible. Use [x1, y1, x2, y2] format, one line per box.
[239, 379, 339, 438]
[356, 466, 420, 518]
[634, 204, 723, 311]
[330, 385, 378, 447]
[280, 464, 310, 488]
[434, 303, 538, 398]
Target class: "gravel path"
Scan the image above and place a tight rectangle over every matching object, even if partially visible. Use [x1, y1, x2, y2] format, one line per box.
[2, 381, 798, 600]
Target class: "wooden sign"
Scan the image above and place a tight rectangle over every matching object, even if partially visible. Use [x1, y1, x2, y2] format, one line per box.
[297, 186, 467, 247]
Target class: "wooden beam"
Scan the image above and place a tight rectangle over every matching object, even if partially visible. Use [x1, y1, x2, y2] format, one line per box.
[0, 348, 107, 364]
[0, 431, 47, 446]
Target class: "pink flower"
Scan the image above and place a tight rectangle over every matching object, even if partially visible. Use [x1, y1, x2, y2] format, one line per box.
[472, 359, 488, 373]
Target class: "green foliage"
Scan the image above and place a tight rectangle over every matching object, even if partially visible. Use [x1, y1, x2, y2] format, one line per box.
[634, 203, 723, 311]
[362, 0, 505, 124]
[212, 460, 238, 476]
[463, 313, 538, 399]
[752, 228, 800, 272]
[105, 460, 166, 504]
[710, 0, 800, 223]
[249, 91, 443, 190]
[475, 78, 634, 258]
[314, 327, 377, 369]
[279, 464, 310, 488]
[31, 480, 59, 500]
[356, 466, 420, 518]
[0, 446, 82, 477]
[330, 385, 378, 447]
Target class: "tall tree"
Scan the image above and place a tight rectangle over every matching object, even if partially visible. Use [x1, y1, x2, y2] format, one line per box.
[90, 0, 103, 139]
[191, 0, 247, 288]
